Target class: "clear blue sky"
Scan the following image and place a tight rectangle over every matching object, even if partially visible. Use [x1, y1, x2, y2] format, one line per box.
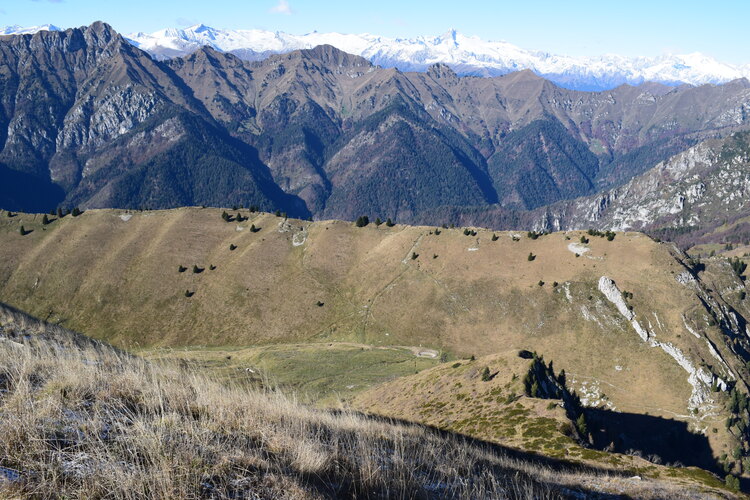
[5, 0, 749, 64]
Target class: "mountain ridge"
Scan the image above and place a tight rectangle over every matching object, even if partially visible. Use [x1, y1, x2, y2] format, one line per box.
[3, 22, 750, 91]
[1, 22, 750, 230]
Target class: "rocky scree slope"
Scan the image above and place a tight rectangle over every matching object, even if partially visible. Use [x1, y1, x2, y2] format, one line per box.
[2, 208, 750, 473]
[1, 23, 750, 225]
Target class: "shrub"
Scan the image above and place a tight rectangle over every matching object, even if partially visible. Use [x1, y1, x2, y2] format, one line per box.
[527, 231, 539, 240]
[538, 280, 544, 286]
[463, 228, 471, 236]
[552, 281, 558, 287]
[355, 216, 369, 227]
[580, 236, 589, 244]
[209, 265, 216, 271]
[411, 252, 419, 260]
[229, 244, 237, 251]
[530, 382, 540, 397]
[527, 252, 536, 261]
[725, 474, 740, 492]
[316, 301, 324, 307]
[385, 218, 395, 227]
[481, 367, 491, 381]
[178, 265, 187, 273]
[274, 210, 281, 217]
[185, 290, 194, 298]
[221, 211, 230, 222]
[729, 257, 747, 278]
[452, 362, 461, 369]
[71, 207, 81, 217]
[440, 352, 449, 363]
[575, 414, 588, 437]
[434, 228, 441, 235]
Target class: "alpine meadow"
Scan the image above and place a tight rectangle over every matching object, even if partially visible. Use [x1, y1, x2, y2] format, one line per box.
[1, 3, 750, 498]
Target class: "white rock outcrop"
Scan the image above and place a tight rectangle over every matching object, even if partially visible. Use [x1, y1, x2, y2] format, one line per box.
[598, 276, 717, 409]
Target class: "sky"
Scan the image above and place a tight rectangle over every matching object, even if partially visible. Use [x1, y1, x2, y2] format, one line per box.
[4, 0, 750, 64]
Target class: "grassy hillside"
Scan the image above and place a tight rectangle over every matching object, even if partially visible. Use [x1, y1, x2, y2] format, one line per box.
[1, 207, 750, 482]
[3, 302, 739, 499]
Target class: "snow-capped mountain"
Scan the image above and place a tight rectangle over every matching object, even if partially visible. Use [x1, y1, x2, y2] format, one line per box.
[124, 25, 750, 90]
[4, 23, 749, 90]
[1, 24, 61, 35]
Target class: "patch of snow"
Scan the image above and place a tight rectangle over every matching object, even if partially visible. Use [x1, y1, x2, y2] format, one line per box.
[121, 24, 750, 90]
[119, 214, 132, 222]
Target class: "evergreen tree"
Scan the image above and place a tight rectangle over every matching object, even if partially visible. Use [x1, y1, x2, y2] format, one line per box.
[18, 225, 26, 235]
[481, 367, 491, 381]
[42, 214, 49, 225]
[71, 207, 81, 217]
[355, 215, 369, 227]
[221, 211, 230, 222]
[375, 217, 382, 226]
[385, 218, 395, 227]
[57, 207, 63, 218]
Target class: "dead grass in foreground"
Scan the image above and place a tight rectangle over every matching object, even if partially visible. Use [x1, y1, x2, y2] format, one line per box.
[0, 304, 735, 499]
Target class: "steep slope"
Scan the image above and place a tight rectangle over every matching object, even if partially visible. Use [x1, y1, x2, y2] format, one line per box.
[2, 208, 750, 476]
[0, 24, 307, 216]
[168, 44, 750, 215]
[520, 131, 750, 245]
[487, 118, 599, 209]
[5, 303, 701, 499]
[2, 24, 750, 226]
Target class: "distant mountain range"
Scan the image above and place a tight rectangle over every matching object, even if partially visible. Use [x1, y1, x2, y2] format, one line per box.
[1, 21, 750, 244]
[2, 23, 750, 91]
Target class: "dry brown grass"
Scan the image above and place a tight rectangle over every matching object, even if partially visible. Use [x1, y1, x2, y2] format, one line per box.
[0, 304, 736, 499]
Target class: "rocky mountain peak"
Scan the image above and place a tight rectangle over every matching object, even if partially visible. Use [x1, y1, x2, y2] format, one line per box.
[427, 62, 458, 81]
[298, 44, 372, 68]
